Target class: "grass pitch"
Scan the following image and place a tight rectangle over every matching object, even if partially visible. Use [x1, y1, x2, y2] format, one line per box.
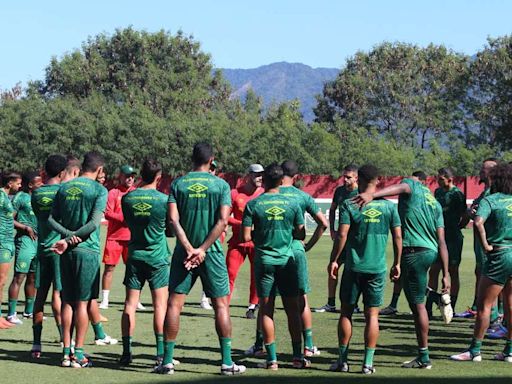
[0, 229, 511, 383]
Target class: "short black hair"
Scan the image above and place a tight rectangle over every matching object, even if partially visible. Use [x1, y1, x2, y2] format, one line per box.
[1, 172, 22, 187]
[82, 151, 105, 173]
[281, 160, 299, 177]
[263, 163, 284, 189]
[490, 163, 512, 195]
[192, 142, 213, 167]
[438, 167, 455, 179]
[357, 164, 380, 184]
[412, 170, 427, 181]
[45, 154, 67, 178]
[21, 171, 40, 192]
[140, 159, 162, 184]
[343, 164, 358, 173]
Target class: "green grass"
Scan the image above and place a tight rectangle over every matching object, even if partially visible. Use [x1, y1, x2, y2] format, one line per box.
[0, 229, 511, 383]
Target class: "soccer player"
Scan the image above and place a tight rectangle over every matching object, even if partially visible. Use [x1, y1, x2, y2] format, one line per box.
[49, 151, 109, 368]
[450, 162, 512, 362]
[426, 167, 466, 317]
[226, 163, 264, 319]
[242, 163, 309, 370]
[158, 142, 245, 375]
[119, 159, 172, 369]
[99, 165, 139, 310]
[352, 170, 450, 369]
[0, 173, 22, 320]
[30, 155, 68, 358]
[329, 164, 402, 374]
[316, 164, 358, 313]
[6, 172, 42, 324]
[380, 170, 427, 315]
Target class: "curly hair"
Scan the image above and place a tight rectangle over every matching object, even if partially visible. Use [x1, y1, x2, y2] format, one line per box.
[490, 163, 512, 195]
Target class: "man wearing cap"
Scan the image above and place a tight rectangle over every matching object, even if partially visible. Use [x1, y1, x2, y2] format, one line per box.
[99, 165, 139, 310]
[226, 164, 264, 319]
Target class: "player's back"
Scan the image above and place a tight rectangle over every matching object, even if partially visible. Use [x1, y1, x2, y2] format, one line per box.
[32, 184, 61, 256]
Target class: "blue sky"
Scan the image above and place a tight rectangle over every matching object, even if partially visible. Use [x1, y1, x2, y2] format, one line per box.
[1, 0, 511, 88]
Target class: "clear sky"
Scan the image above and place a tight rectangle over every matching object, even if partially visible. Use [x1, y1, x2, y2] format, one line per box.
[1, 0, 511, 88]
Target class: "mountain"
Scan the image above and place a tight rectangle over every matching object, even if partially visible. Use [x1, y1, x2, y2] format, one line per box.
[219, 62, 339, 122]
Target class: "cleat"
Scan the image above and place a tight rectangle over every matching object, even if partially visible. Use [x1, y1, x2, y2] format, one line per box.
[31, 345, 42, 359]
[379, 306, 398, 315]
[353, 306, 362, 314]
[244, 344, 266, 357]
[292, 357, 311, 369]
[450, 350, 482, 362]
[329, 360, 349, 372]
[153, 356, 163, 372]
[98, 302, 108, 310]
[71, 356, 92, 368]
[200, 299, 213, 310]
[439, 294, 453, 324]
[304, 346, 321, 357]
[257, 360, 278, 370]
[61, 355, 72, 367]
[136, 302, 146, 310]
[362, 365, 376, 374]
[221, 362, 246, 375]
[7, 314, 23, 325]
[245, 308, 256, 319]
[487, 323, 507, 340]
[454, 308, 476, 318]
[154, 362, 174, 374]
[402, 358, 433, 368]
[494, 352, 512, 363]
[95, 335, 118, 345]
[23, 312, 33, 319]
[314, 304, 336, 313]
[119, 352, 133, 365]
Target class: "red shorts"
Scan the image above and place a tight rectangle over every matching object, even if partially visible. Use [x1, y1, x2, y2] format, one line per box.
[102, 239, 129, 265]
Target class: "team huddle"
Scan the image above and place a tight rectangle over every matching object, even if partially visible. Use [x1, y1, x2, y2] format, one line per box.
[0, 143, 511, 375]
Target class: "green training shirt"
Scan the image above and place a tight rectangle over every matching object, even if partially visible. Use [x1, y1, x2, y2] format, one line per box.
[168, 171, 231, 254]
[333, 185, 359, 208]
[340, 198, 401, 273]
[32, 184, 61, 257]
[476, 192, 512, 247]
[122, 188, 170, 266]
[434, 186, 466, 241]
[280, 185, 320, 251]
[0, 189, 15, 250]
[12, 191, 37, 233]
[472, 188, 490, 253]
[52, 177, 108, 252]
[398, 178, 444, 251]
[242, 192, 304, 265]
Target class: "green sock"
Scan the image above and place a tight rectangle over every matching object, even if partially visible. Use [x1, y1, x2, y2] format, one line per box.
[8, 299, 17, 316]
[265, 342, 277, 362]
[390, 292, 400, 309]
[328, 297, 335, 307]
[63, 347, 71, 357]
[498, 300, 504, 316]
[155, 333, 164, 357]
[33, 323, 43, 345]
[292, 340, 302, 359]
[219, 337, 233, 366]
[503, 339, 512, 356]
[364, 347, 375, 367]
[255, 329, 264, 349]
[469, 338, 482, 356]
[92, 322, 106, 340]
[122, 336, 132, 354]
[471, 297, 477, 312]
[490, 306, 499, 323]
[418, 347, 429, 363]
[303, 328, 314, 349]
[338, 344, 349, 363]
[75, 347, 85, 361]
[56, 323, 63, 342]
[25, 296, 35, 314]
[163, 341, 176, 365]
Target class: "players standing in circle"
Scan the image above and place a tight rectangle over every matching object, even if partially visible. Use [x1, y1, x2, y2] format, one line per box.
[450, 162, 512, 362]
[352, 171, 450, 369]
[158, 142, 245, 375]
[316, 165, 358, 313]
[226, 164, 264, 318]
[6, 172, 42, 324]
[329, 165, 402, 374]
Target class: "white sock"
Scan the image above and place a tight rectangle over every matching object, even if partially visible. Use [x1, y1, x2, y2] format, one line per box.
[201, 292, 208, 301]
[248, 304, 256, 310]
[102, 290, 110, 303]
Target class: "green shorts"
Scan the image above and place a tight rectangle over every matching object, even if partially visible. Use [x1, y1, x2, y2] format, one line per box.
[340, 268, 386, 308]
[293, 242, 310, 295]
[14, 236, 37, 273]
[35, 253, 62, 291]
[0, 245, 14, 264]
[445, 235, 463, 267]
[255, 257, 300, 298]
[401, 248, 437, 305]
[169, 248, 229, 299]
[124, 258, 170, 290]
[484, 248, 512, 286]
[60, 248, 100, 302]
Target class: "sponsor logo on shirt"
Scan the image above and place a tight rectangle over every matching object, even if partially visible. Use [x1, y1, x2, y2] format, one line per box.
[133, 202, 152, 216]
[66, 187, 83, 201]
[38, 196, 54, 211]
[265, 206, 286, 221]
[187, 183, 208, 198]
[362, 208, 382, 223]
[424, 191, 437, 208]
